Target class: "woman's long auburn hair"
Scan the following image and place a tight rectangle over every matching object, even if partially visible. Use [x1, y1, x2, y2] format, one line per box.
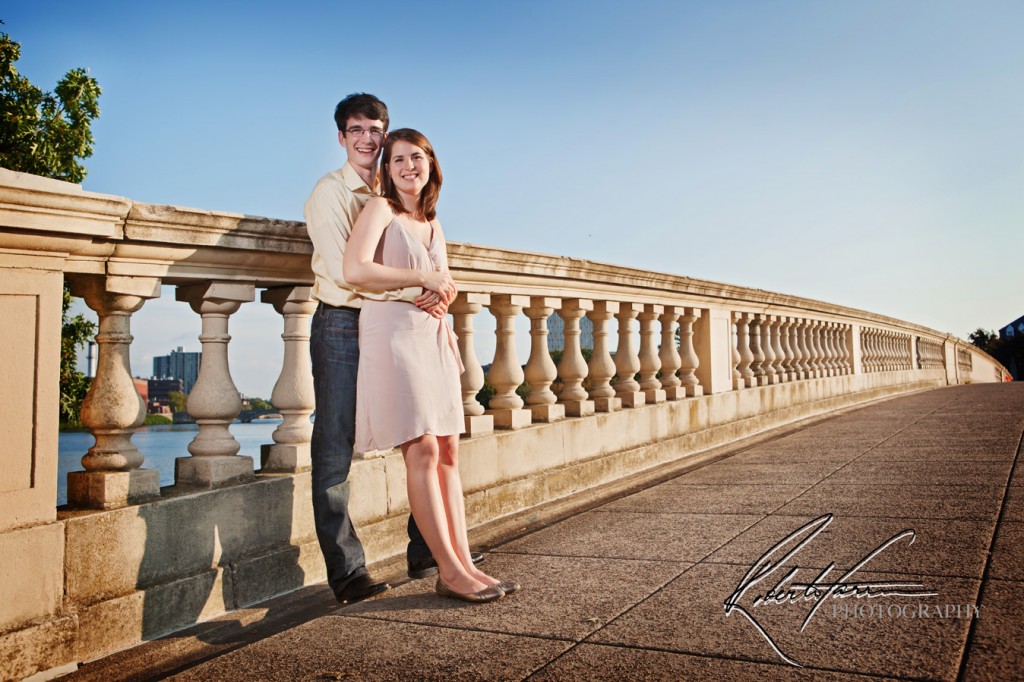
[380, 128, 443, 220]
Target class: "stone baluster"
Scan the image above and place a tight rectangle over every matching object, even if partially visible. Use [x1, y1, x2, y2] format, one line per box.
[66, 276, 161, 509]
[748, 315, 766, 385]
[860, 329, 869, 372]
[586, 301, 621, 412]
[613, 303, 645, 407]
[259, 286, 317, 472]
[523, 297, 565, 423]
[788, 317, 804, 380]
[820, 321, 833, 376]
[822, 322, 835, 377]
[797, 318, 812, 378]
[486, 294, 532, 429]
[557, 299, 595, 417]
[735, 312, 755, 388]
[174, 282, 255, 487]
[883, 331, 892, 371]
[840, 324, 851, 374]
[831, 324, 843, 375]
[778, 317, 795, 381]
[815, 322, 828, 377]
[678, 307, 703, 397]
[769, 315, 785, 382]
[658, 307, 682, 399]
[835, 325, 846, 374]
[802, 320, 815, 377]
[732, 319, 743, 389]
[810, 320, 825, 378]
[827, 324, 840, 375]
[638, 304, 666, 404]
[450, 292, 494, 436]
[759, 314, 777, 384]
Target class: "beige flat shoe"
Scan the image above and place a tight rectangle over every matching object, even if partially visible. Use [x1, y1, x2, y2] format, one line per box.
[496, 580, 520, 595]
[435, 578, 504, 604]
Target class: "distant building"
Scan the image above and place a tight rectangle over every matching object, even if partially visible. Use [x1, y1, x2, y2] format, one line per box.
[133, 378, 149, 404]
[153, 347, 201, 394]
[148, 378, 183, 408]
[999, 315, 1024, 341]
[998, 315, 1024, 381]
[547, 312, 594, 352]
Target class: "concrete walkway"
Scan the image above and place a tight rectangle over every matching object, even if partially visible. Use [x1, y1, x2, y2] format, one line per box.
[64, 384, 1024, 681]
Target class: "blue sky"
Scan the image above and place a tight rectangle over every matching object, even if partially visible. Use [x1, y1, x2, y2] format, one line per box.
[6, 1, 1022, 397]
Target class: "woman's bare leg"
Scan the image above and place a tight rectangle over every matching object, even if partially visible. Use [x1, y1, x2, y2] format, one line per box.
[402, 434, 486, 594]
[436, 436, 500, 585]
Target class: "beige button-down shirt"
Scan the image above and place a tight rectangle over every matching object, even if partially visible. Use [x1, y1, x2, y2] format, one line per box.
[304, 161, 421, 308]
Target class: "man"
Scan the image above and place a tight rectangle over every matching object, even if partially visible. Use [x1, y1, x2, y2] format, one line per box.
[304, 93, 480, 604]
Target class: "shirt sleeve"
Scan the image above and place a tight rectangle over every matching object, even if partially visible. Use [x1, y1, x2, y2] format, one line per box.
[305, 175, 422, 304]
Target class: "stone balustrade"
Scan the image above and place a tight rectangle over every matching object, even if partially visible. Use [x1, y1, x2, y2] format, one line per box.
[958, 347, 974, 373]
[917, 337, 945, 370]
[0, 169, 1011, 680]
[860, 326, 913, 373]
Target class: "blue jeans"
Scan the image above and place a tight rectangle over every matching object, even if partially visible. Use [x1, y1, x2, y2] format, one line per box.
[309, 304, 430, 594]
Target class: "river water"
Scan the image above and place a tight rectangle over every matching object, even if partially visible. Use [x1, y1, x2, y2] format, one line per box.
[57, 420, 283, 506]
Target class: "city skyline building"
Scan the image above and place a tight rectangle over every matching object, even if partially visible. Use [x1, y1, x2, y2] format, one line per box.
[152, 346, 201, 394]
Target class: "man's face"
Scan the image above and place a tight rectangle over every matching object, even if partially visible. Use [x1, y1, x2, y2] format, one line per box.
[338, 114, 386, 172]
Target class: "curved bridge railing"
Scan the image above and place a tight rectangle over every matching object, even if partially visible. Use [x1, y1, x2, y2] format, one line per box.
[0, 168, 1009, 679]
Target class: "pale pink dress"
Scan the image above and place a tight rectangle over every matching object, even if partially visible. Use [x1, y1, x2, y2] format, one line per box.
[354, 217, 465, 452]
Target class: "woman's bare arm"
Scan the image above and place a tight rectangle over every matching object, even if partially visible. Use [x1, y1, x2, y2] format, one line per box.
[344, 197, 455, 296]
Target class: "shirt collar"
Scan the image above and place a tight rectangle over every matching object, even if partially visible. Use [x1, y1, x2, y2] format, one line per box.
[341, 161, 378, 194]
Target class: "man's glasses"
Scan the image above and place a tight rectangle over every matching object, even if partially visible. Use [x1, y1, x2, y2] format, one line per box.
[345, 127, 384, 141]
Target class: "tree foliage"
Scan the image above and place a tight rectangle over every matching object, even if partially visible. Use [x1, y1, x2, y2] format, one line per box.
[0, 25, 101, 182]
[59, 287, 94, 424]
[969, 327, 1023, 380]
[167, 391, 188, 414]
[1, 24, 102, 425]
[968, 328, 997, 354]
[246, 397, 274, 411]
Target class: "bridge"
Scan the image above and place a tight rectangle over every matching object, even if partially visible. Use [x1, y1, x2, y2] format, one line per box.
[0, 168, 1013, 680]
[237, 409, 281, 424]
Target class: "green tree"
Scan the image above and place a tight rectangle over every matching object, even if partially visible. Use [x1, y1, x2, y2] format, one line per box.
[167, 391, 188, 414]
[968, 328, 997, 354]
[2, 23, 102, 425]
[247, 397, 274, 411]
[1, 24, 101, 182]
[59, 288, 94, 424]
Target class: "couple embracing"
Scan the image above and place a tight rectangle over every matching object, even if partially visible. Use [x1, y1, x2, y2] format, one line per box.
[304, 93, 518, 605]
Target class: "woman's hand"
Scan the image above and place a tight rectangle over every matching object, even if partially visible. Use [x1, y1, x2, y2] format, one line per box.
[420, 268, 457, 301]
[415, 282, 458, 318]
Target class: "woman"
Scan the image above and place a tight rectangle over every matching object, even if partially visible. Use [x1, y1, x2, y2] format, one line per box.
[344, 128, 518, 604]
